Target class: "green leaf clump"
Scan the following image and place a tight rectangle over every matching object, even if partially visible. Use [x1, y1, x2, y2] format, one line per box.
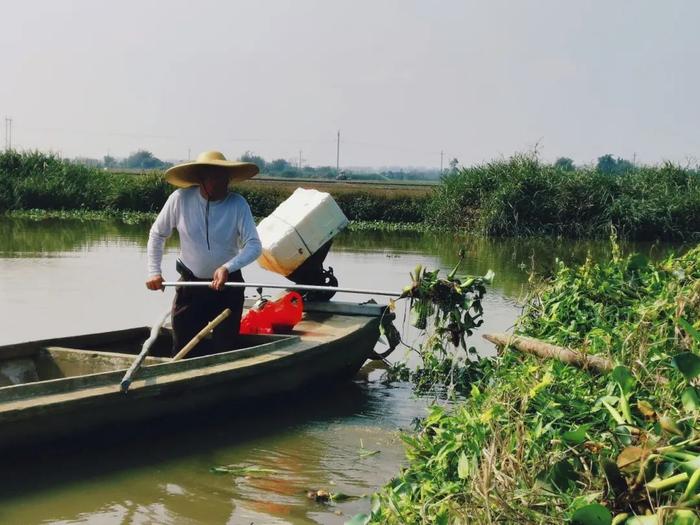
[367, 239, 700, 524]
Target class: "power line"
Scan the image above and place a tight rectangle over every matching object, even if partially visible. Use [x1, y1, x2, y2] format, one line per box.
[12, 122, 446, 158]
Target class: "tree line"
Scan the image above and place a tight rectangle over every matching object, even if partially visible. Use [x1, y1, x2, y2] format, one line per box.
[555, 154, 637, 175]
[73, 148, 663, 179]
[72, 150, 172, 170]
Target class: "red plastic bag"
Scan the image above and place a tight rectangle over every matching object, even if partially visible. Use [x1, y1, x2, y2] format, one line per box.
[240, 291, 304, 334]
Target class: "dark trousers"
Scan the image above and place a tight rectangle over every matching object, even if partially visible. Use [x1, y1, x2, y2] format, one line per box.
[171, 270, 245, 357]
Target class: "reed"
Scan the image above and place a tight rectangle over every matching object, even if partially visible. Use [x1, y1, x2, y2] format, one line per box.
[428, 153, 700, 240]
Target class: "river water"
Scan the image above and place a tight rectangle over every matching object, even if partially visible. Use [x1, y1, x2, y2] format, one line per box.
[0, 218, 680, 525]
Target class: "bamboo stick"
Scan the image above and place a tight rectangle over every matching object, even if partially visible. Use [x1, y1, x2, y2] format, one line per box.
[172, 308, 231, 361]
[482, 332, 613, 374]
[120, 308, 171, 393]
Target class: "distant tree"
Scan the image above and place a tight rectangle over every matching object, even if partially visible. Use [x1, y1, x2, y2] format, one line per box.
[124, 150, 169, 169]
[268, 158, 292, 172]
[448, 158, 459, 173]
[240, 151, 266, 171]
[103, 155, 116, 168]
[554, 157, 575, 171]
[596, 154, 616, 174]
[597, 154, 634, 175]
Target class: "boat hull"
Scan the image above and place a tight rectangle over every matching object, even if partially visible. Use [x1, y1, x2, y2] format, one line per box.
[0, 302, 382, 449]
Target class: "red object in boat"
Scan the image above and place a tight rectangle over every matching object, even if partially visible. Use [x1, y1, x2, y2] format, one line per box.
[239, 291, 304, 334]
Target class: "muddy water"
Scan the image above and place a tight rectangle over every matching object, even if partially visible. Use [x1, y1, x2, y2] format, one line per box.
[0, 218, 680, 525]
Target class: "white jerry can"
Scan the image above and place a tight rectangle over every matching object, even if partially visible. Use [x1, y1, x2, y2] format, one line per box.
[256, 188, 349, 276]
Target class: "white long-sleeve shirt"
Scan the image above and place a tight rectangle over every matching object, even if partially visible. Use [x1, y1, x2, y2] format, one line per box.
[147, 187, 262, 279]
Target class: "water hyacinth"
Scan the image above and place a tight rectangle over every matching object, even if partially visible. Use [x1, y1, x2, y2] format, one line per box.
[358, 240, 700, 524]
[380, 253, 495, 395]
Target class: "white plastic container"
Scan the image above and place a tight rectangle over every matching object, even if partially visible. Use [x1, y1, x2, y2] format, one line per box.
[257, 188, 349, 276]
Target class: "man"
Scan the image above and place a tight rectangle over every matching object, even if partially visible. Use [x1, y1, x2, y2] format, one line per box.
[146, 150, 262, 356]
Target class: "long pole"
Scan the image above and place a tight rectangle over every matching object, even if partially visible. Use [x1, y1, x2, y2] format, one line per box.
[162, 281, 400, 297]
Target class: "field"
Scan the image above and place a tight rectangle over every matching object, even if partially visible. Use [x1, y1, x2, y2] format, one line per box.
[243, 176, 436, 197]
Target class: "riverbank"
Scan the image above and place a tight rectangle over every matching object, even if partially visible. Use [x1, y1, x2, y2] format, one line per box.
[358, 241, 700, 524]
[2, 209, 431, 233]
[0, 151, 427, 224]
[2, 151, 699, 240]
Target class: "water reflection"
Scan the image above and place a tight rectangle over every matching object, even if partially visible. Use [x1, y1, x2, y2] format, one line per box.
[0, 217, 146, 256]
[335, 230, 683, 297]
[1, 217, 683, 299]
[0, 379, 420, 525]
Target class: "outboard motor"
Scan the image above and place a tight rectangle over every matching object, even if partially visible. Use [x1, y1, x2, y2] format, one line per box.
[256, 188, 347, 301]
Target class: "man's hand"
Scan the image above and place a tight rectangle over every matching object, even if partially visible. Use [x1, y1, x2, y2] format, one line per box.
[146, 275, 164, 291]
[211, 267, 229, 291]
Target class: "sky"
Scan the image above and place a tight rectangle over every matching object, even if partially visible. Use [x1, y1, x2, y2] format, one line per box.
[1, 0, 699, 169]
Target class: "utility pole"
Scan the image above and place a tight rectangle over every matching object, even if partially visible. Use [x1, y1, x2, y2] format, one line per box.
[440, 150, 444, 174]
[299, 149, 303, 170]
[188, 148, 191, 161]
[336, 130, 340, 176]
[4, 117, 12, 151]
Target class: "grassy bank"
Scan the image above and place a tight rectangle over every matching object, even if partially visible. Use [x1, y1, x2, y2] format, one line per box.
[0, 151, 427, 224]
[3, 151, 699, 240]
[360, 241, 700, 524]
[429, 154, 700, 241]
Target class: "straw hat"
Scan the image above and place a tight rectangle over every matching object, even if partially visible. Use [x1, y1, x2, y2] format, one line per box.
[165, 151, 259, 187]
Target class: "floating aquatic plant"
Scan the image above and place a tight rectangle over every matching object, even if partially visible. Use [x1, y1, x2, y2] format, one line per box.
[357, 239, 700, 525]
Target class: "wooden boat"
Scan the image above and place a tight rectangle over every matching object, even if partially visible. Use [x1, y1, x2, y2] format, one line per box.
[0, 301, 383, 449]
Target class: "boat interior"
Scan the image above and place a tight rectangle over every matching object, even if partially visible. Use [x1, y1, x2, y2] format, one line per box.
[0, 327, 289, 387]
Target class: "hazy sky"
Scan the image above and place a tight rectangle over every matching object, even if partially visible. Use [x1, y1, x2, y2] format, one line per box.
[1, 1, 698, 168]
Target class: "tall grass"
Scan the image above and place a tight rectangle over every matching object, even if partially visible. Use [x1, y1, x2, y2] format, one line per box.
[0, 151, 426, 223]
[428, 154, 700, 240]
[5, 151, 699, 239]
